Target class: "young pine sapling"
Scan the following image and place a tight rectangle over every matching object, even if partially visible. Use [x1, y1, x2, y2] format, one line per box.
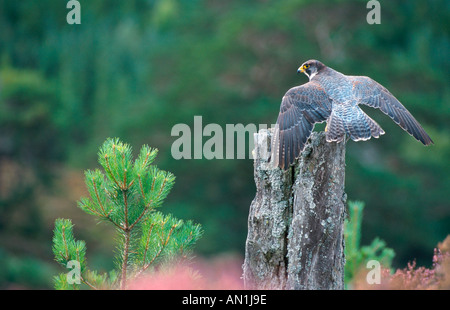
[52, 138, 202, 289]
[344, 200, 395, 287]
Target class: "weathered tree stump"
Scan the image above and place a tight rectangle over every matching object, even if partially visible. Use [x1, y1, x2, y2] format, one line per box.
[243, 128, 347, 290]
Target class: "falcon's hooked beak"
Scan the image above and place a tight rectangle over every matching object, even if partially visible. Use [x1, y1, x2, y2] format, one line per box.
[297, 63, 314, 79]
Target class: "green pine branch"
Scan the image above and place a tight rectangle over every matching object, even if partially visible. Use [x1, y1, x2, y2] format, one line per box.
[344, 200, 395, 287]
[52, 138, 202, 289]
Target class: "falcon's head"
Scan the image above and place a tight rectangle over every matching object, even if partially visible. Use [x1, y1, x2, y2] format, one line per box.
[298, 60, 326, 80]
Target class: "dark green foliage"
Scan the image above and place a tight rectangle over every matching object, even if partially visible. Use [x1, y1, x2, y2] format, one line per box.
[0, 66, 63, 288]
[52, 138, 202, 289]
[0, 0, 448, 288]
[344, 201, 395, 287]
[0, 248, 55, 289]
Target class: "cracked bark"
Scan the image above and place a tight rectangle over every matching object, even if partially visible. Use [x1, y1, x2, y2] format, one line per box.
[243, 128, 347, 290]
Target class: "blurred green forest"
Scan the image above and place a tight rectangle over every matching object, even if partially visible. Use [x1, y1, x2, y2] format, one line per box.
[0, 0, 448, 289]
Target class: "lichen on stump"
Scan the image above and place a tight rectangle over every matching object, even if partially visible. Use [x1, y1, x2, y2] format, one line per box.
[243, 128, 347, 290]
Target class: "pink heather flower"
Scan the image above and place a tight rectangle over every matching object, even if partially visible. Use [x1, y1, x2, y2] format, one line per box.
[128, 255, 244, 290]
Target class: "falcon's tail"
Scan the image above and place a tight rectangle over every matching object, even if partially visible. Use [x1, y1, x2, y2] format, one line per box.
[326, 107, 385, 143]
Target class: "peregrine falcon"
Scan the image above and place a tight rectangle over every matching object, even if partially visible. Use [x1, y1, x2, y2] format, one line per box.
[272, 59, 433, 170]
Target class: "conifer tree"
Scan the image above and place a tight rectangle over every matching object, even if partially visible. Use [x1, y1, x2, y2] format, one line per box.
[52, 138, 202, 289]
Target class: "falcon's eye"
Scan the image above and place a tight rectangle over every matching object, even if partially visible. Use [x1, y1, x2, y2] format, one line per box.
[304, 64, 310, 69]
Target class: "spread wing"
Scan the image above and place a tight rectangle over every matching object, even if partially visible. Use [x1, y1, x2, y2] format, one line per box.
[272, 82, 332, 170]
[349, 76, 433, 146]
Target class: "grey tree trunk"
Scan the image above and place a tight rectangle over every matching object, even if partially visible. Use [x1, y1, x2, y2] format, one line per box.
[243, 128, 347, 290]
